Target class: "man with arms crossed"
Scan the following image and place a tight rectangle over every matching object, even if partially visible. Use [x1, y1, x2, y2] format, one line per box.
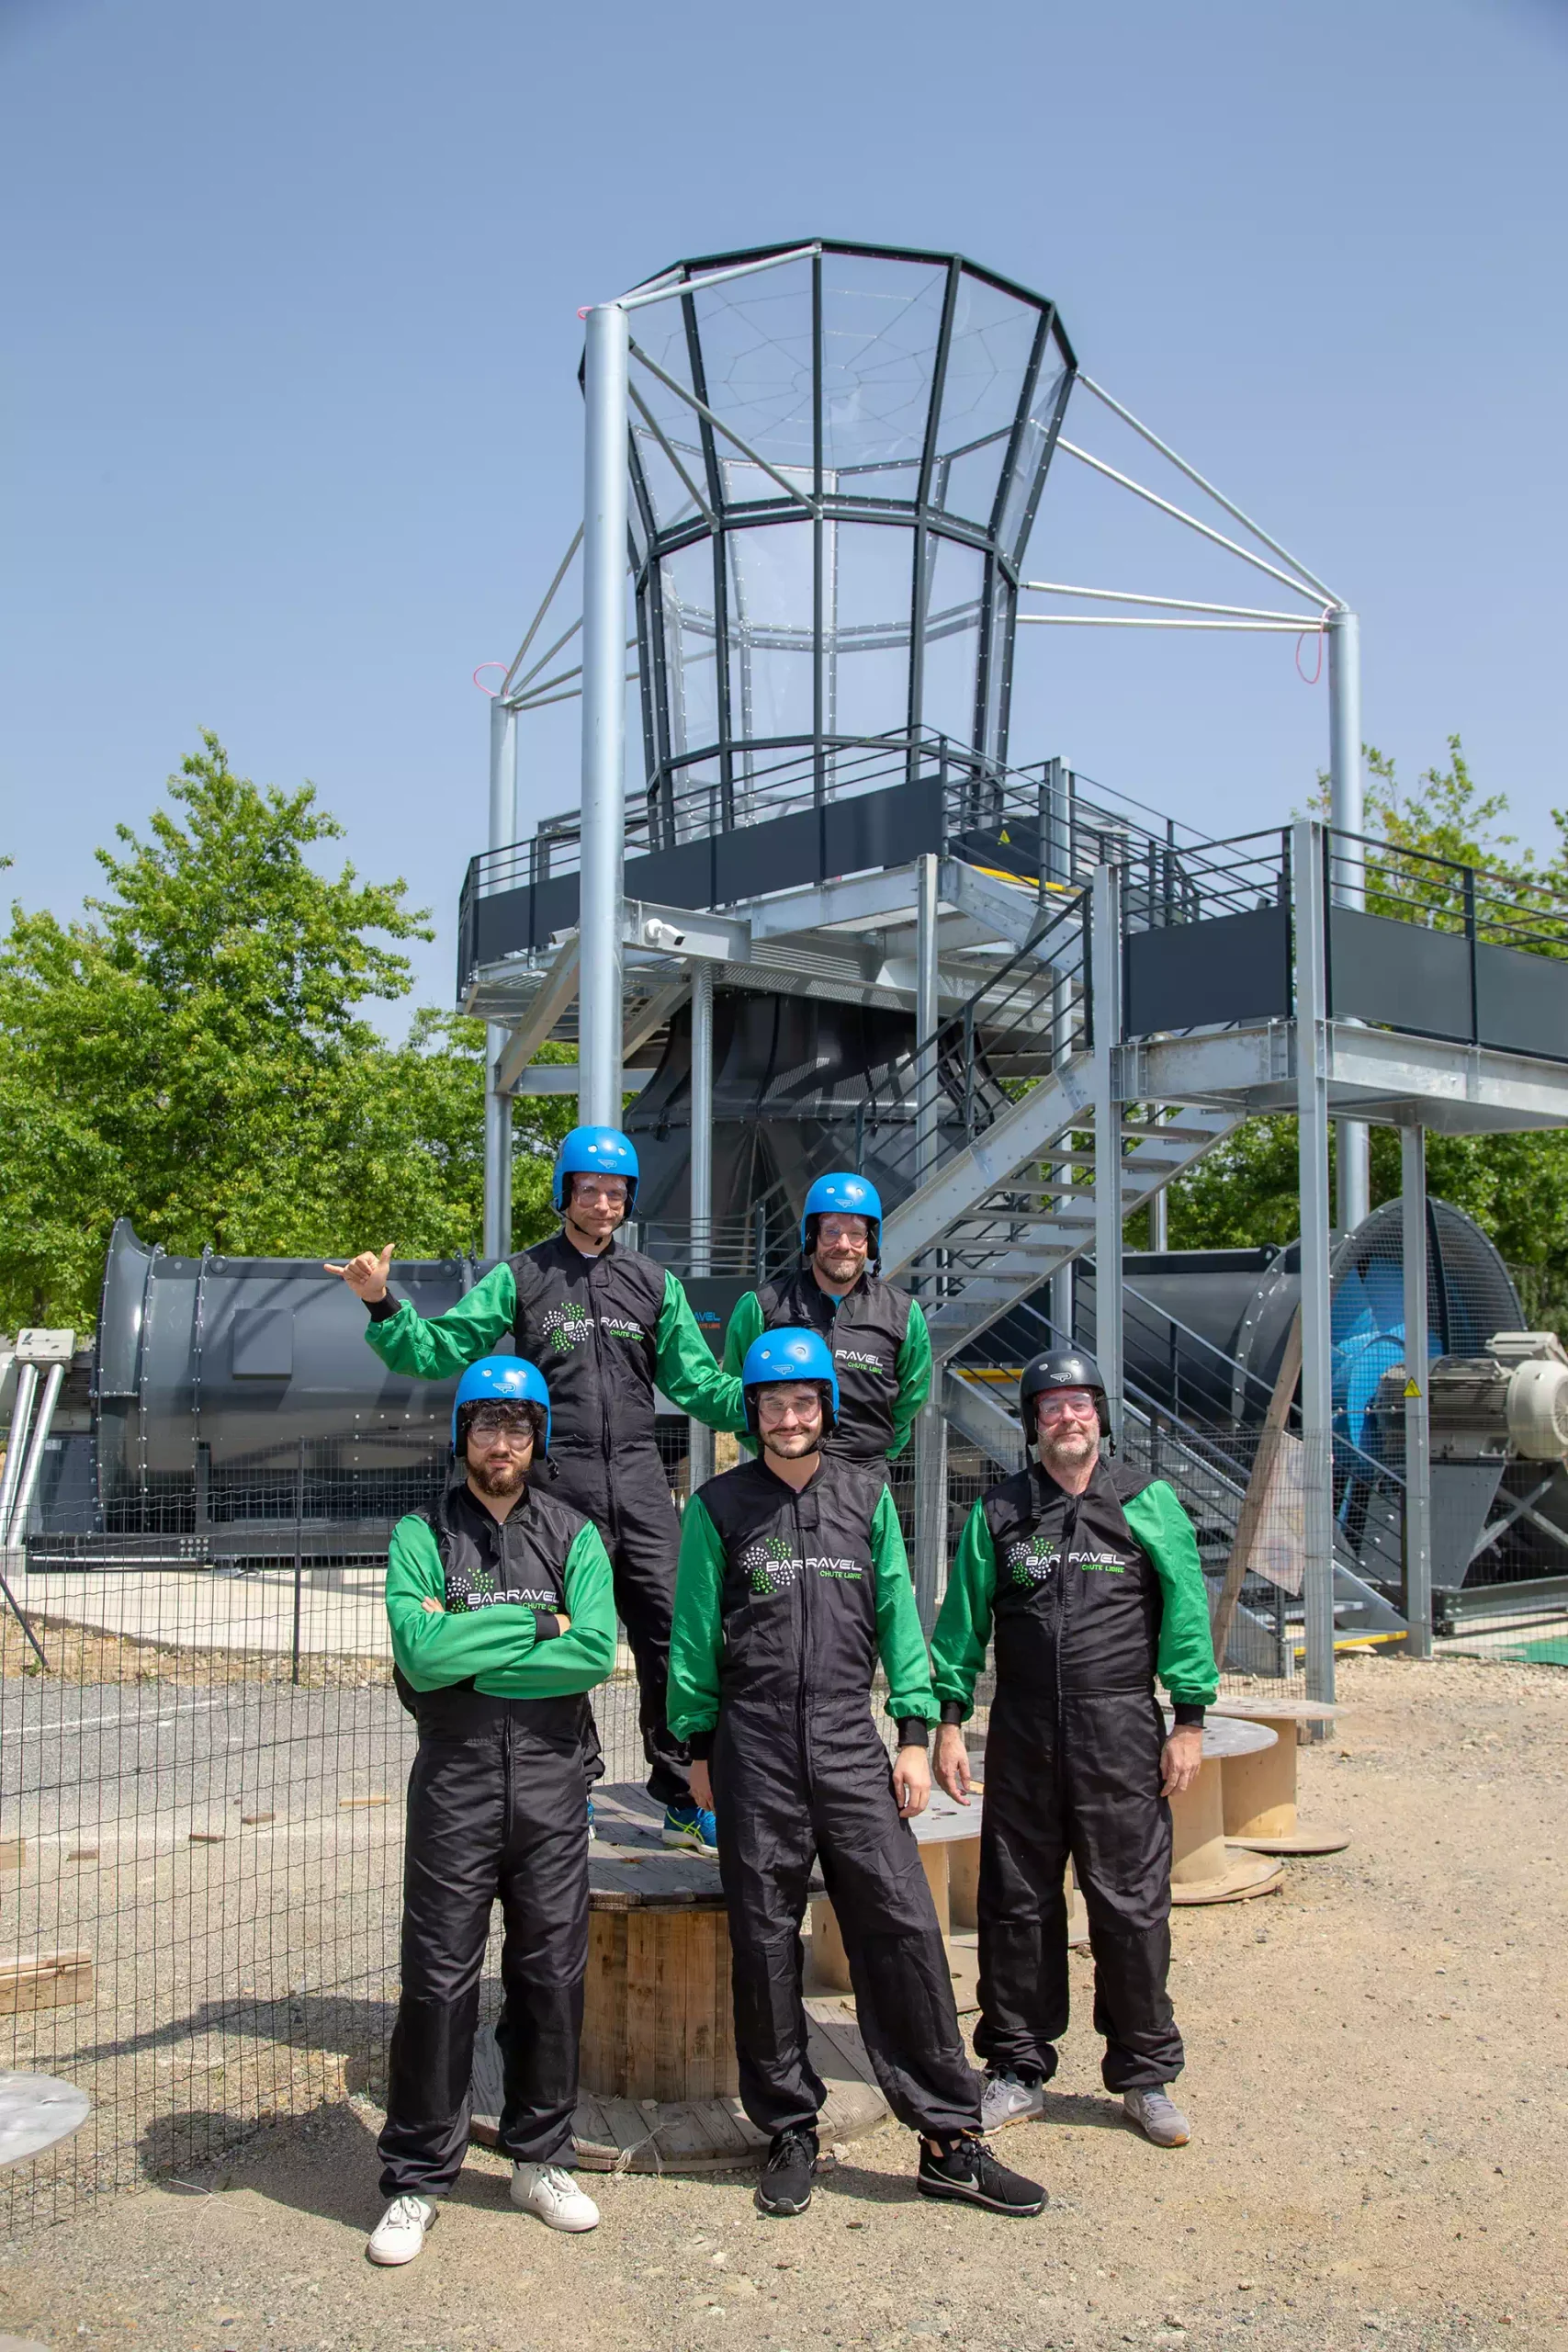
[931, 1347, 1217, 2148]
[670, 1329, 1044, 2222]
[367, 1356, 616, 2266]
[329, 1125, 745, 1856]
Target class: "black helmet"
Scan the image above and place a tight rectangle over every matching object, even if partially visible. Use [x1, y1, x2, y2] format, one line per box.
[1019, 1347, 1110, 1442]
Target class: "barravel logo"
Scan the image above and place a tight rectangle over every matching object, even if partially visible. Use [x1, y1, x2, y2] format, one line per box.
[599, 1314, 647, 1341]
[1004, 1535, 1059, 1588]
[541, 1303, 593, 1358]
[740, 1535, 798, 1597]
[738, 1540, 865, 1593]
[834, 1346, 887, 1373]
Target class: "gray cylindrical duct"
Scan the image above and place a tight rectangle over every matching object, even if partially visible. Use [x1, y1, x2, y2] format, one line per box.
[93, 1219, 483, 1544]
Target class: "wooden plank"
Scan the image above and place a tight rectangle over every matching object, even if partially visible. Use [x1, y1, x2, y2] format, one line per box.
[1212, 1306, 1303, 1664]
[623, 1910, 660, 2102]
[805, 1998, 882, 2092]
[654, 1910, 688, 2100]
[683, 1909, 716, 2102]
[581, 1911, 626, 2099]
[0, 1951, 94, 2015]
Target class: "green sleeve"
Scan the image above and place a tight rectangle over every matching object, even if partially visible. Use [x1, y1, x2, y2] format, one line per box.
[871, 1485, 938, 1726]
[667, 1493, 727, 1747]
[385, 1513, 617, 1699]
[887, 1300, 932, 1460]
[364, 1261, 517, 1382]
[654, 1271, 748, 1431]
[1124, 1480, 1219, 1708]
[930, 1500, 998, 1721]
[385, 1514, 542, 1690]
[721, 1291, 765, 1454]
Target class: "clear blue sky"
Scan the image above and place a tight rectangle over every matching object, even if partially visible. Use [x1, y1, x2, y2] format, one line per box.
[4, 0, 1565, 1019]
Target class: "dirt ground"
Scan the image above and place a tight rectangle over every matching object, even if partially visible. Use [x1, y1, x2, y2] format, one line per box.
[1, 1652, 1563, 2352]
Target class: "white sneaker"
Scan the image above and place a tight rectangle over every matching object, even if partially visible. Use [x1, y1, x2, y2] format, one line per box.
[1123, 2086, 1190, 2146]
[980, 2070, 1047, 2132]
[367, 2192, 437, 2265]
[510, 2161, 600, 2232]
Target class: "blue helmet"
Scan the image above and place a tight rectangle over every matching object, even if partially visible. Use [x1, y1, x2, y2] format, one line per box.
[552, 1125, 639, 1214]
[452, 1355, 552, 1453]
[801, 1172, 882, 1267]
[741, 1327, 840, 1437]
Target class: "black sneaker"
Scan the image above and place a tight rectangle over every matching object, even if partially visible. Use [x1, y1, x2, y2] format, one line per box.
[917, 2132, 1045, 2217]
[755, 2125, 818, 2217]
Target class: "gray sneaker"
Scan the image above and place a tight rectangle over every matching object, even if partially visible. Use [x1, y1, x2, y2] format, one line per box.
[980, 2071, 1046, 2132]
[1122, 2086, 1190, 2145]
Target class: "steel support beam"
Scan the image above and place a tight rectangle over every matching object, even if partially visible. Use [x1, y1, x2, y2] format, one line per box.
[483, 695, 519, 1258]
[687, 961, 716, 1494]
[912, 851, 946, 1630]
[1091, 864, 1125, 1446]
[579, 300, 629, 1127]
[1401, 1127, 1433, 1658]
[493, 937, 582, 1097]
[1329, 606, 1369, 1233]
[1294, 820, 1337, 1705]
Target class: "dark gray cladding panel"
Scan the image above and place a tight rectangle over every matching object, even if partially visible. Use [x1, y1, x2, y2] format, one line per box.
[231, 1308, 293, 1379]
[1328, 907, 1473, 1043]
[1474, 937, 1568, 1061]
[468, 776, 945, 972]
[1123, 905, 1291, 1038]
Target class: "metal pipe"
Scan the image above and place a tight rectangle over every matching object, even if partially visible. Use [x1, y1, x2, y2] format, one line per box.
[629, 341, 818, 516]
[1018, 616, 1324, 632]
[687, 961, 716, 1494]
[1075, 374, 1341, 606]
[1045, 759, 1075, 1345]
[1022, 582, 1329, 622]
[1055, 441, 1327, 609]
[483, 694, 519, 1259]
[579, 300, 630, 1128]
[1402, 1128, 1433, 1659]
[1091, 864, 1125, 1448]
[5, 1363, 63, 1548]
[0, 1363, 39, 1541]
[1328, 607, 1369, 1233]
[502, 525, 584, 697]
[915, 853, 940, 1181]
[1293, 819, 1337, 1705]
[911, 850, 946, 1630]
[616, 243, 822, 312]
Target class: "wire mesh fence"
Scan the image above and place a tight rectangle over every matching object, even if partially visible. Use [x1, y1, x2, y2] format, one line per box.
[0, 1461, 646, 2237]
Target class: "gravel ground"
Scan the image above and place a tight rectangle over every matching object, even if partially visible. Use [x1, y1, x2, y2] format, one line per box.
[1, 1652, 1563, 2352]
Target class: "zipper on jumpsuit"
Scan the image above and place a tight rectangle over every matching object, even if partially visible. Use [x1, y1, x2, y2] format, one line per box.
[586, 1251, 621, 1551]
[793, 1487, 815, 1803]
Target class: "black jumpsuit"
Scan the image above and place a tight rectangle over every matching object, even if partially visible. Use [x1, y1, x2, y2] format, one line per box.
[378, 1480, 615, 2196]
[931, 1459, 1217, 2093]
[670, 1454, 981, 2143]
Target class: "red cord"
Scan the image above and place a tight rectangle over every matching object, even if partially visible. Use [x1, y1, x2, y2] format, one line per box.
[1295, 621, 1325, 684]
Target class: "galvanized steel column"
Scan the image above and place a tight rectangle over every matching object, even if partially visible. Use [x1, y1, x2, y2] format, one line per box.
[1090, 863, 1125, 1449]
[1328, 607, 1368, 1235]
[482, 695, 517, 1260]
[912, 853, 946, 1629]
[1401, 1127, 1433, 1658]
[687, 960, 716, 1494]
[579, 300, 629, 1129]
[1294, 819, 1337, 1704]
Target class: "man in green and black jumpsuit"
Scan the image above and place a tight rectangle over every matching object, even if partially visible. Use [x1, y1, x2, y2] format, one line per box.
[370, 1356, 616, 2262]
[670, 1326, 1043, 2222]
[721, 1173, 931, 1467]
[328, 1125, 745, 1849]
[931, 1347, 1217, 2149]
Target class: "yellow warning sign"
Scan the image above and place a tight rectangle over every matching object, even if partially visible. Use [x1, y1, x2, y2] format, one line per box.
[1404, 1378, 1421, 1397]
[998, 828, 1011, 844]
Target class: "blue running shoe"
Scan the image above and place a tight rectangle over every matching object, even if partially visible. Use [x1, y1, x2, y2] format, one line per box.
[586, 1795, 596, 1845]
[662, 1803, 718, 1859]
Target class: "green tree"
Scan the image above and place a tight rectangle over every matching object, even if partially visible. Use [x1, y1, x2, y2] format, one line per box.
[1162, 739, 1568, 1323]
[0, 735, 570, 1329]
